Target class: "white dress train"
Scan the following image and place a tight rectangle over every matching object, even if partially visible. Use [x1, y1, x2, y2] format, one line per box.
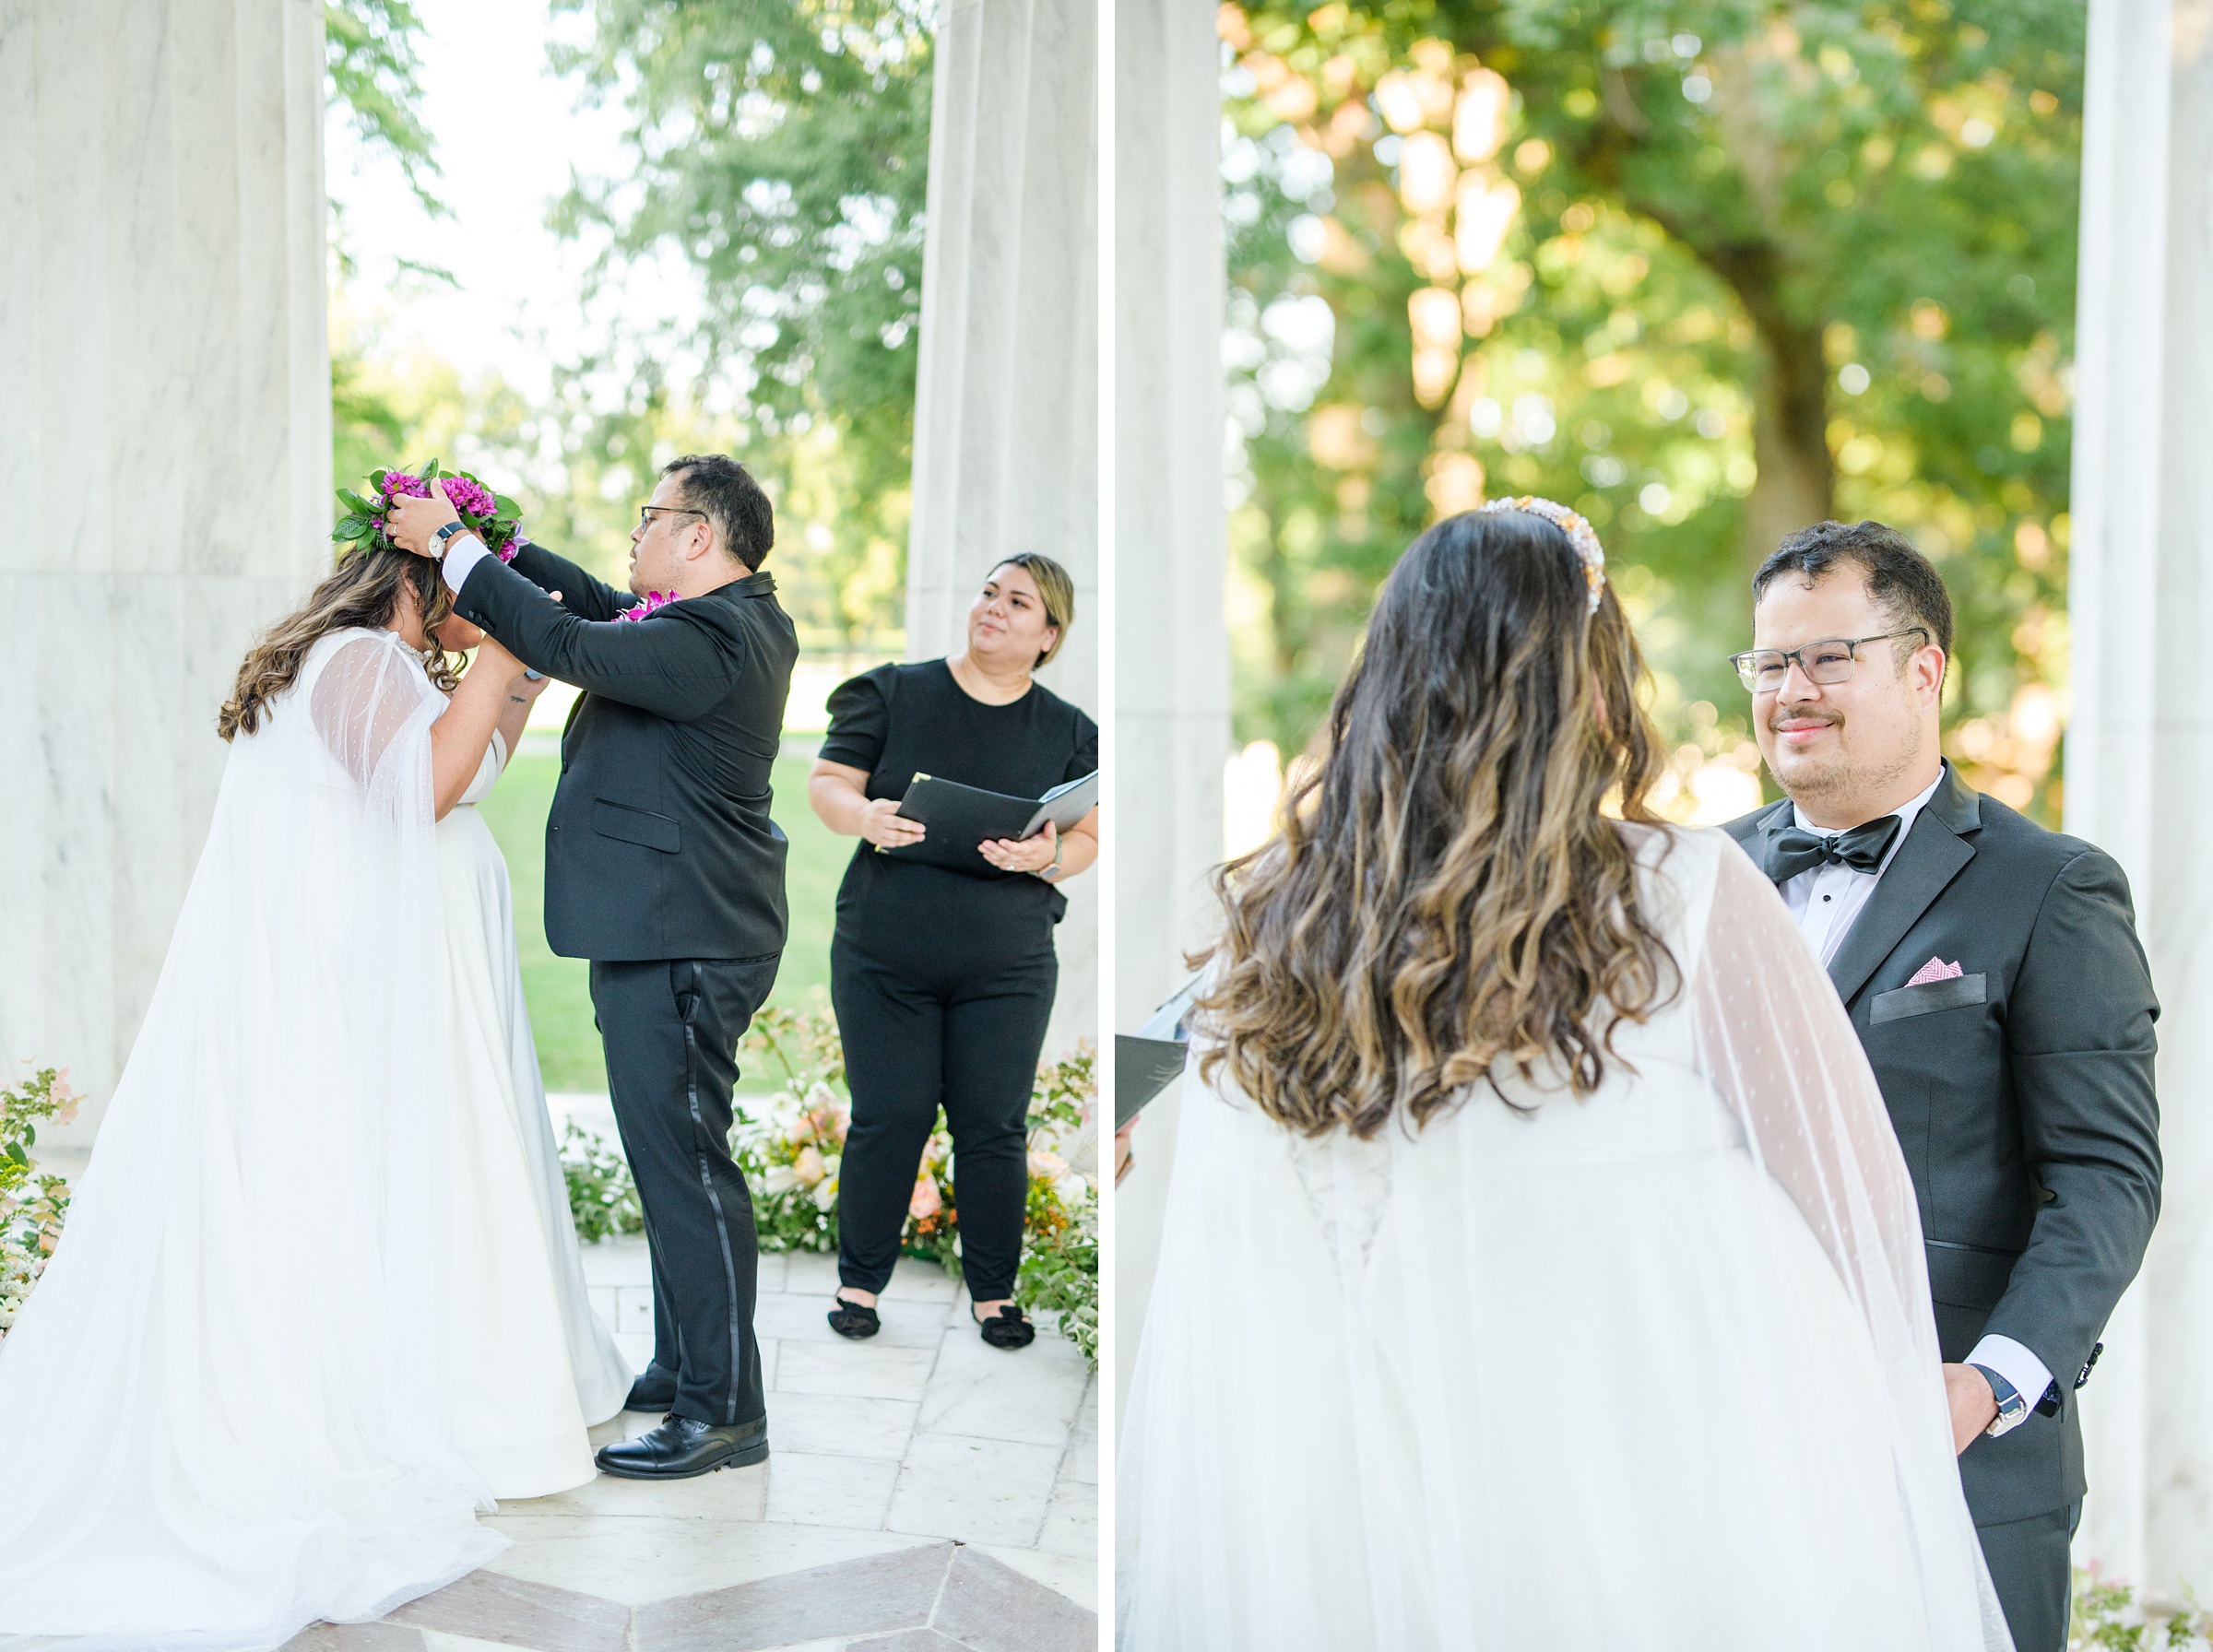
[438, 731, 630, 1493]
[1118, 825, 2013, 1651]
[0, 628, 594, 1649]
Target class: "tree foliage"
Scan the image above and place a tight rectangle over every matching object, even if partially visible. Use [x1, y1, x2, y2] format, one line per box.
[1223, 0, 2080, 820]
[550, 0, 933, 642]
[325, 0, 442, 212]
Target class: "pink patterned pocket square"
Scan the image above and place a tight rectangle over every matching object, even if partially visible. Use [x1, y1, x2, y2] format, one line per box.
[1907, 956, 1966, 986]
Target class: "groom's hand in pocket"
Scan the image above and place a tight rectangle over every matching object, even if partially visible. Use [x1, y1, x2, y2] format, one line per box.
[1943, 1363, 1998, 1454]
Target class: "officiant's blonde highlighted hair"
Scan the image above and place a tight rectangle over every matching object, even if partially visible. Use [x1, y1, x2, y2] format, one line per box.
[1192, 506, 1678, 1139]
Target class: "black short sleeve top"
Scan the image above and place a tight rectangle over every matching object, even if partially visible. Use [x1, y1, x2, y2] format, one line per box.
[822, 660, 1097, 948]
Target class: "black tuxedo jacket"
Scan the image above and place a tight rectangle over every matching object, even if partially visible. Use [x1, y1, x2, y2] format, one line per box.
[1727, 766, 2159, 1524]
[454, 540, 799, 963]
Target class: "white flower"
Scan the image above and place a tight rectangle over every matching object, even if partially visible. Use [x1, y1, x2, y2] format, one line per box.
[811, 1176, 840, 1212]
[762, 1165, 799, 1197]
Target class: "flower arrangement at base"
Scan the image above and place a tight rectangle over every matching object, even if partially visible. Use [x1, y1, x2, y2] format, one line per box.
[0, 1066, 79, 1343]
[560, 1117, 645, 1245]
[331, 457, 523, 563]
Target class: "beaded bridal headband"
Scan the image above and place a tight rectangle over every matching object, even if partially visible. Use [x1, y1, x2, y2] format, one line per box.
[1477, 495, 1607, 613]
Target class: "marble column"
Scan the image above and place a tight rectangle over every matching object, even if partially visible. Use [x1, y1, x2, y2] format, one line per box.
[1111, 0, 1231, 1411]
[0, 0, 332, 1142]
[905, 0, 1099, 1059]
[2065, 0, 2213, 1594]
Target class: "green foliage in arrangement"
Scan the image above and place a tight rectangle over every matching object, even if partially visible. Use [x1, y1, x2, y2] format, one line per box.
[0, 1068, 79, 1341]
[1221, 0, 2081, 820]
[549, 0, 932, 648]
[2071, 1570, 2211, 1649]
[560, 1118, 646, 1245]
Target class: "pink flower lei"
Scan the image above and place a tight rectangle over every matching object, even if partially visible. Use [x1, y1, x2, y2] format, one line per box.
[614, 590, 682, 622]
[329, 459, 525, 564]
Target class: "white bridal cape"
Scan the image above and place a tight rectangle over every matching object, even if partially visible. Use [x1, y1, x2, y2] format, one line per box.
[0, 628, 608, 1649]
[1118, 826, 2013, 1652]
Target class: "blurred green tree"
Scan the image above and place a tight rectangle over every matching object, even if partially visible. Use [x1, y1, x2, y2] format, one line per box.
[1223, 0, 2079, 820]
[550, 0, 932, 646]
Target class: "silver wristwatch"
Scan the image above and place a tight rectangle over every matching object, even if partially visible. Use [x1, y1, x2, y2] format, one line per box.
[1973, 1363, 2030, 1438]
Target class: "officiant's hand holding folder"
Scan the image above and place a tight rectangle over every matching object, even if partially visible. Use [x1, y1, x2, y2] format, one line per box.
[875, 770, 1098, 874]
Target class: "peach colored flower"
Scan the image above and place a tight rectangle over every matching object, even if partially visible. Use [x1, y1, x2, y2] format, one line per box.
[908, 1175, 941, 1220]
[794, 1145, 827, 1186]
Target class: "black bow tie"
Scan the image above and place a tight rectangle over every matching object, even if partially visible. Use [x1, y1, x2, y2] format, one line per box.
[1762, 814, 1903, 884]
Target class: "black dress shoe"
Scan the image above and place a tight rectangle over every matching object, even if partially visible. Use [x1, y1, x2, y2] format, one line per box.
[595, 1414, 769, 1480]
[623, 1365, 679, 1413]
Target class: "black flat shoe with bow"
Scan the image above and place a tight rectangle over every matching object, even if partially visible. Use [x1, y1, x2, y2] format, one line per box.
[976, 1304, 1035, 1350]
[828, 1292, 881, 1339]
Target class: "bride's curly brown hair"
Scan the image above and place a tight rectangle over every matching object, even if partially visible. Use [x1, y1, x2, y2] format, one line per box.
[1192, 508, 1680, 1139]
[218, 549, 459, 740]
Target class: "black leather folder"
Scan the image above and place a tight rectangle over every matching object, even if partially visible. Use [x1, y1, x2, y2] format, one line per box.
[880, 771, 1097, 876]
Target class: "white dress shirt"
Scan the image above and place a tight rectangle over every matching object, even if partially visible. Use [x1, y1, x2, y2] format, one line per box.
[1774, 767, 2056, 1421]
[438, 531, 494, 595]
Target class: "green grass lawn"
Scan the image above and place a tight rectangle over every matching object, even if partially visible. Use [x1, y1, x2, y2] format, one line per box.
[476, 750, 851, 1093]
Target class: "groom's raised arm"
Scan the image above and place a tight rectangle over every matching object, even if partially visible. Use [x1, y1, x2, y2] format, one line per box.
[449, 552, 741, 723]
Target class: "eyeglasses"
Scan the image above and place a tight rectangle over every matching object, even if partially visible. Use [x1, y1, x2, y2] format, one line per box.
[637, 504, 707, 531]
[1728, 628, 1931, 693]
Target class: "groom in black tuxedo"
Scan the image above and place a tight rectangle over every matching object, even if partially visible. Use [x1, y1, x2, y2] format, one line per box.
[391, 455, 798, 1479]
[1723, 520, 2159, 1652]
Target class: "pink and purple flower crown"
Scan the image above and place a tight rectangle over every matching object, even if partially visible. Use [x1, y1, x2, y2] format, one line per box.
[331, 458, 523, 564]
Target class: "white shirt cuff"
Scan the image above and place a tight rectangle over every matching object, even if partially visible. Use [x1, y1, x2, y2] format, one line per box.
[1968, 1333, 2055, 1411]
[439, 533, 492, 596]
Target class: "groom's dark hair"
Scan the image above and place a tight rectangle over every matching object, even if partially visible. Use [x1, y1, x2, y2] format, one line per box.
[664, 454, 775, 572]
[1752, 518, 1955, 661]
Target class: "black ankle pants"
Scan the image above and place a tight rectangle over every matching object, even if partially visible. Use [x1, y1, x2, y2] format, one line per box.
[831, 933, 1058, 1304]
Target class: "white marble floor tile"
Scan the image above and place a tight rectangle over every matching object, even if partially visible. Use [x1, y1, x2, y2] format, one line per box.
[612, 1331, 656, 1373]
[968, 1544, 1098, 1612]
[499, 1458, 768, 1523]
[883, 1434, 1060, 1547]
[781, 1249, 843, 1293]
[578, 1235, 651, 1288]
[481, 1514, 927, 1604]
[1059, 1378, 1098, 1485]
[613, 1287, 654, 1338]
[768, 1391, 920, 1460]
[887, 1257, 960, 1303]
[755, 1290, 949, 1350]
[755, 1249, 789, 1293]
[764, 1451, 901, 1528]
[915, 1326, 1088, 1446]
[775, 1340, 938, 1402]
[1035, 1477, 1095, 1560]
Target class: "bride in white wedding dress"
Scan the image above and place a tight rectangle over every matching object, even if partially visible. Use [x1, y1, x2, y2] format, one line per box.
[1117, 502, 2012, 1651]
[432, 612, 630, 1493]
[0, 548, 615, 1648]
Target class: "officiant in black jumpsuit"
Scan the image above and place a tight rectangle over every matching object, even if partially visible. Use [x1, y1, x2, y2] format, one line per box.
[808, 554, 1098, 1351]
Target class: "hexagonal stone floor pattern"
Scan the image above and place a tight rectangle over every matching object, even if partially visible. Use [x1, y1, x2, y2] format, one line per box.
[280, 1245, 1095, 1652]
